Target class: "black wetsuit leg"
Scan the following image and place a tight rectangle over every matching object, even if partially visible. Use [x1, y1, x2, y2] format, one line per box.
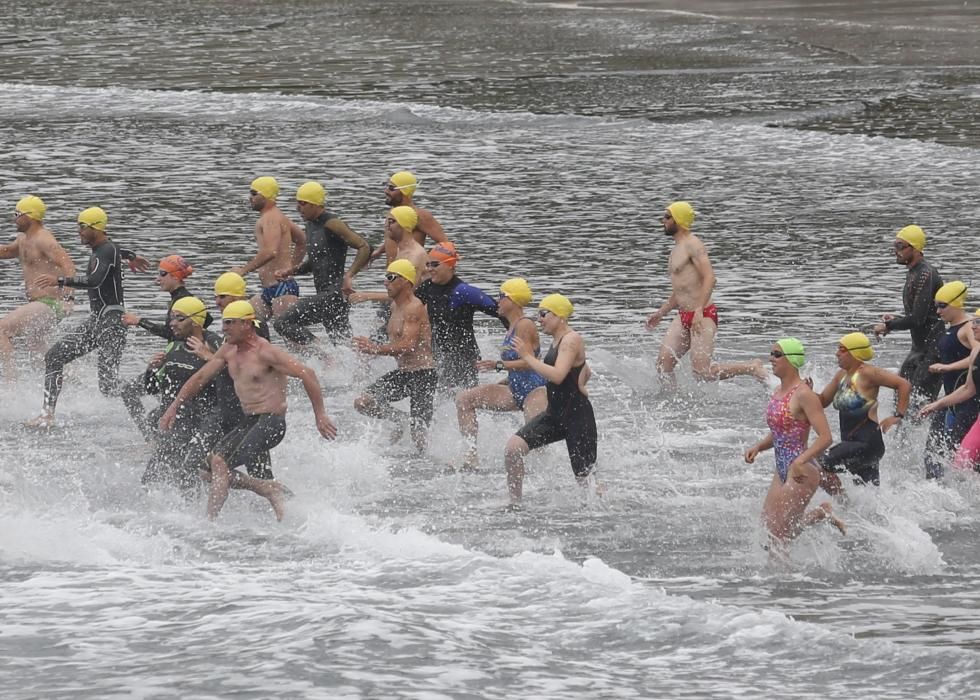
[924, 405, 980, 479]
[121, 374, 151, 440]
[820, 423, 886, 486]
[273, 291, 351, 345]
[44, 313, 127, 413]
[900, 349, 942, 405]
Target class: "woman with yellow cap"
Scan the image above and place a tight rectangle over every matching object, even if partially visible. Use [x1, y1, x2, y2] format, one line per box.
[744, 338, 845, 544]
[504, 293, 597, 503]
[815, 333, 911, 492]
[918, 282, 980, 478]
[455, 278, 547, 470]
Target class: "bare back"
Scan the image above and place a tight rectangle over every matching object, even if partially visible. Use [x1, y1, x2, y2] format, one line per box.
[225, 338, 289, 415]
[388, 295, 434, 371]
[254, 207, 296, 287]
[395, 239, 429, 286]
[668, 233, 713, 312]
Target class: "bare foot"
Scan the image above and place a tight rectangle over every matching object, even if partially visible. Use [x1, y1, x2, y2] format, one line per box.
[24, 414, 53, 429]
[819, 501, 847, 536]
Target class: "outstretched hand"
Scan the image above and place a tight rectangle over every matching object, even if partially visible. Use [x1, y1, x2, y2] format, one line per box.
[316, 413, 338, 440]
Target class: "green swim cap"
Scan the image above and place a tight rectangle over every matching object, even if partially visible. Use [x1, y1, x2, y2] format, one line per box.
[775, 337, 805, 369]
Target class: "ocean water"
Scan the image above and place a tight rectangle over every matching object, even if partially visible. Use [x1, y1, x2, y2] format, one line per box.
[1, 1, 980, 697]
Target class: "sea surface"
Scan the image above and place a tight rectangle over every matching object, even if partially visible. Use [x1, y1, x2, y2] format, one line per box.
[2, 1, 980, 698]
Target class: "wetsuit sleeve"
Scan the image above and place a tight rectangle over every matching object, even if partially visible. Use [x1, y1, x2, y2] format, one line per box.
[294, 258, 313, 276]
[118, 247, 138, 262]
[138, 318, 174, 340]
[326, 218, 371, 276]
[61, 245, 115, 289]
[414, 281, 432, 304]
[887, 265, 938, 332]
[453, 283, 499, 318]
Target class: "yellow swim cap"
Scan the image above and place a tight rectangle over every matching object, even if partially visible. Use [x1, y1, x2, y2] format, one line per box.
[78, 206, 108, 231]
[390, 206, 418, 232]
[500, 278, 533, 307]
[539, 293, 573, 320]
[387, 258, 417, 285]
[389, 171, 417, 197]
[222, 300, 256, 320]
[935, 281, 967, 308]
[296, 181, 326, 206]
[171, 296, 208, 327]
[16, 195, 46, 221]
[667, 201, 695, 230]
[839, 332, 874, 362]
[250, 176, 279, 200]
[896, 225, 926, 252]
[214, 272, 247, 297]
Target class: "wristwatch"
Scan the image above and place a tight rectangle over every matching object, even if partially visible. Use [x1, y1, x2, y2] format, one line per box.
[495, 360, 505, 372]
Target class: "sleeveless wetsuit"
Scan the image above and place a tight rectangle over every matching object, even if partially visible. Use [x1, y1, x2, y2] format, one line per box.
[820, 369, 885, 485]
[924, 322, 978, 478]
[765, 383, 809, 483]
[515, 336, 597, 477]
[501, 319, 546, 409]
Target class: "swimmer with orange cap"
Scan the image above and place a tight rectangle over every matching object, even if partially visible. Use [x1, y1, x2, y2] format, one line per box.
[371, 170, 448, 266]
[236, 176, 307, 324]
[872, 225, 945, 405]
[160, 300, 337, 521]
[0, 195, 76, 379]
[353, 260, 437, 452]
[815, 332, 911, 492]
[644, 201, 766, 387]
[122, 255, 213, 339]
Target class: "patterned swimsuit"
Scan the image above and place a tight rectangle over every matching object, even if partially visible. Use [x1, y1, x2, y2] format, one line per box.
[766, 384, 809, 483]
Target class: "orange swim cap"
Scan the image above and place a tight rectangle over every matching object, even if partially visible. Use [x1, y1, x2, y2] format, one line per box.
[159, 255, 193, 281]
[428, 241, 459, 267]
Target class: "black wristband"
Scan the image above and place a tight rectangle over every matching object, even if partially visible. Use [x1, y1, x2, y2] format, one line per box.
[495, 360, 505, 372]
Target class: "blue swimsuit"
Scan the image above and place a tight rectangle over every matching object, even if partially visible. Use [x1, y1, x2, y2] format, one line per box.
[501, 320, 546, 409]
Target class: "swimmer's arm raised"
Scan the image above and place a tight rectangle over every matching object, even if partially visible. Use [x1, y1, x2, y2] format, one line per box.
[515, 332, 582, 384]
[0, 239, 19, 259]
[327, 219, 372, 288]
[262, 345, 337, 439]
[159, 348, 230, 429]
[817, 370, 845, 408]
[60, 247, 114, 288]
[416, 210, 447, 245]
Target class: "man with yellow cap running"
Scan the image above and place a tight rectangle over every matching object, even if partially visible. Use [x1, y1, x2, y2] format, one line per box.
[29, 206, 148, 426]
[272, 181, 371, 346]
[371, 171, 447, 266]
[159, 300, 337, 520]
[645, 201, 766, 387]
[236, 176, 307, 324]
[353, 260, 437, 452]
[872, 225, 945, 405]
[136, 296, 224, 490]
[0, 195, 76, 379]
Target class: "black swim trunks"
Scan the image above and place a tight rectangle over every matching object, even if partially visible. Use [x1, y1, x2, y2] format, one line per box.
[211, 413, 286, 480]
[366, 368, 438, 432]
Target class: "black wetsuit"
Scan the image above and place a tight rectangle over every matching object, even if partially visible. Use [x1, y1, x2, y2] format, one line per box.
[273, 211, 366, 345]
[516, 336, 597, 477]
[924, 322, 978, 479]
[415, 275, 499, 389]
[44, 240, 130, 413]
[820, 370, 885, 485]
[885, 259, 944, 401]
[135, 286, 214, 340]
[139, 330, 224, 489]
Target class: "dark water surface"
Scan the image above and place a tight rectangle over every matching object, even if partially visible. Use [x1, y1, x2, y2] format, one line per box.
[1, 1, 979, 698]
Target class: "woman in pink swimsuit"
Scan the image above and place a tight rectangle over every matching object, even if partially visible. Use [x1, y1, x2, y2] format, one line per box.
[744, 337, 846, 544]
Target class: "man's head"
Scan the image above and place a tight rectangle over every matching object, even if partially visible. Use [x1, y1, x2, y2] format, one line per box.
[249, 176, 279, 211]
[384, 171, 417, 206]
[296, 181, 326, 222]
[662, 201, 695, 236]
[221, 300, 257, 343]
[893, 225, 925, 266]
[77, 206, 108, 246]
[15, 195, 45, 232]
[387, 206, 418, 243]
[384, 259, 417, 299]
[426, 241, 459, 284]
[214, 272, 248, 310]
[169, 296, 208, 339]
[158, 255, 193, 292]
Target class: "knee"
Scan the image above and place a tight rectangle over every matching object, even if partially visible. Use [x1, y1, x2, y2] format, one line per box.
[505, 435, 529, 460]
[455, 391, 474, 411]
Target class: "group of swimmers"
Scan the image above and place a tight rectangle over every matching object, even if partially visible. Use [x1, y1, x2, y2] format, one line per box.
[4, 183, 978, 543]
